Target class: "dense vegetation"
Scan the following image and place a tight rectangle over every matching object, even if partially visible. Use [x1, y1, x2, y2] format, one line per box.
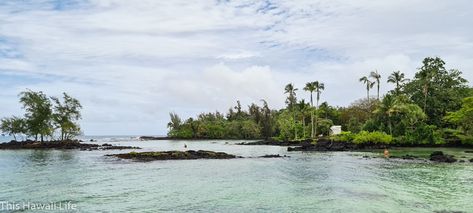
[1, 90, 82, 142]
[168, 57, 473, 146]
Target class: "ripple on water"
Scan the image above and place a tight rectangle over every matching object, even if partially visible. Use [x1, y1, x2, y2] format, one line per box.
[1, 140, 473, 212]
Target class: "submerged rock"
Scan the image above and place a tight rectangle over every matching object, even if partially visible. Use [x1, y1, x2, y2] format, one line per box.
[387, 154, 419, 160]
[107, 150, 239, 161]
[101, 145, 141, 150]
[258, 154, 289, 158]
[138, 136, 170, 141]
[430, 151, 457, 163]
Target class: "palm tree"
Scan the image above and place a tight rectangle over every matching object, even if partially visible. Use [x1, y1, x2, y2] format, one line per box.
[370, 70, 381, 100]
[314, 81, 325, 138]
[284, 83, 298, 139]
[418, 71, 433, 113]
[303, 82, 316, 107]
[304, 82, 316, 138]
[387, 71, 408, 94]
[297, 100, 309, 139]
[359, 76, 375, 102]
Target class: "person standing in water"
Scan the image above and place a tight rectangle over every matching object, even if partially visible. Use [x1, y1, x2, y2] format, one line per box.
[384, 148, 390, 158]
[184, 143, 187, 149]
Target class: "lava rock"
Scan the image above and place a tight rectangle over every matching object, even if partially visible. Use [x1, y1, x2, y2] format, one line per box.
[430, 151, 457, 163]
[107, 150, 238, 161]
[258, 154, 289, 158]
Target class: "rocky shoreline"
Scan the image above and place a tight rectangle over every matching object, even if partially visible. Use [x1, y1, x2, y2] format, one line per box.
[236, 139, 311, 146]
[286, 139, 386, 152]
[0, 140, 140, 151]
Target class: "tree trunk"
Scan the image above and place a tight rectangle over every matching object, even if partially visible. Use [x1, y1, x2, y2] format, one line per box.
[315, 99, 319, 138]
[377, 84, 380, 100]
[311, 113, 314, 138]
[40, 135, 43, 143]
[302, 116, 306, 138]
[310, 92, 314, 138]
[292, 105, 297, 140]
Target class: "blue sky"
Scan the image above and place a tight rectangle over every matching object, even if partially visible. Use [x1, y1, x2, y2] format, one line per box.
[1, 0, 472, 135]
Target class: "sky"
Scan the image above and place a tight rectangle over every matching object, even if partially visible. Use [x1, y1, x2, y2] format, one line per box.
[0, 0, 472, 135]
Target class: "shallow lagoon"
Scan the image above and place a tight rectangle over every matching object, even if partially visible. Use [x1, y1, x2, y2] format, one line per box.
[1, 139, 472, 212]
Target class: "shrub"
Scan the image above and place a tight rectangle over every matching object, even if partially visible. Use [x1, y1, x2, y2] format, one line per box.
[317, 118, 334, 136]
[330, 131, 355, 142]
[459, 135, 473, 145]
[352, 131, 393, 144]
[362, 119, 379, 132]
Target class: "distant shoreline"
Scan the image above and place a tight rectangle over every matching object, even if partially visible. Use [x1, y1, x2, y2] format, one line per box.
[138, 136, 262, 141]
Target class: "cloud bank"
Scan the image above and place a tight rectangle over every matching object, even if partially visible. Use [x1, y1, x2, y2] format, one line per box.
[0, 0, 472, 135]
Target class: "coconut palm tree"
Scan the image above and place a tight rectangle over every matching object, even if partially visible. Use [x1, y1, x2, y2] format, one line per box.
[387, 71, 408, 94]
[314, 81, 325, 138]
[303, 82, 316, 107]
[359, 76, 375, 102]
[304, 82, 316, 137]
[370, 70, 381, 100]
[285, 83, 298, 139]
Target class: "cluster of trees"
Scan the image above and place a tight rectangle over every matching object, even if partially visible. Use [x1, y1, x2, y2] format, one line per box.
[167, 100, 275, 139]
[0, 90, 82, 142]
[167, 79, 338, 140]
[341, 57, 471, 145]
[168, 57, 473, 145]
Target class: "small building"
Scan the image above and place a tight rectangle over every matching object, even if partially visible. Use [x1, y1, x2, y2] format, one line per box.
[330, 125, 342, 135]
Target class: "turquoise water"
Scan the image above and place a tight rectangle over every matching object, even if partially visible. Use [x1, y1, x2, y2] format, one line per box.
[1, 139, 473, 212]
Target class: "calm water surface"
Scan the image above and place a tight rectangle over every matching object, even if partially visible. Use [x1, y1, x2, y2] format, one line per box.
[1, 137, 472, 212]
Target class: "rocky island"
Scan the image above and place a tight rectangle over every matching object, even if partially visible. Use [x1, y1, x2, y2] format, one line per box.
[107, 150, 239, 161]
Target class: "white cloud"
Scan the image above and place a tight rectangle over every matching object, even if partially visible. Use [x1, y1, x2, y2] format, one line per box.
[0, 0, 472, 135]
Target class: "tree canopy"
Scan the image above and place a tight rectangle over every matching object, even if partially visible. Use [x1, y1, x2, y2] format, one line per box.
[1, 90, 83, 142]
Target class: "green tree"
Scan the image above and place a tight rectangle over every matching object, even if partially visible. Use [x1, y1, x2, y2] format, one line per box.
[0, 116, 26, 141]
[445, 96, 473, 135]
[339, 98, 379, 132]
[260, 100, 274, 139]
[304, 82, 316, 138]
[359, 76, 375, 102]
[51, 93, 82, 140]
[167, 112, 182, 132]
[19, 90, 53, 142]
[314, 81, 325, 138]
[373, 94, 426, 136]
[297, 99, 310, 138]
[387, 71, 408, 94]
[284, 83, 298, 139]
[404, 57, 469, 126]
[370, 70, 381, 100]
